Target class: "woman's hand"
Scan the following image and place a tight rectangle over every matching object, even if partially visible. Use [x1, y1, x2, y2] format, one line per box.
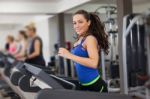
[58, 48, 71, 59]
[16, 57, 26, 61]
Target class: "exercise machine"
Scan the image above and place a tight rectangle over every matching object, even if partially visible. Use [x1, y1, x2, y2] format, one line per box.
[95, 5, 120, 92]
[15, 62, 132, 99]
[122, 11, 150, 98]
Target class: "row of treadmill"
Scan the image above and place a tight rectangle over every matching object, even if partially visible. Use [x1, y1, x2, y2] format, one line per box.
[0, 51, 132, 99]
[1, 12, 150, 99]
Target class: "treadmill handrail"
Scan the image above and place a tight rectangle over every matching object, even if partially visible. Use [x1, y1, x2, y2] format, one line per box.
[50, 74, 76, 90]
[17, 63, 64, 89]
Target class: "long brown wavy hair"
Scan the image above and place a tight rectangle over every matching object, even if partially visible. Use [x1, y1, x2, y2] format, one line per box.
[74, 10, 109, 55]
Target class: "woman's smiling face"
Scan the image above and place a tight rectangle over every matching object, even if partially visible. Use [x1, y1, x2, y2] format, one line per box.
[73, 14, 90, 36]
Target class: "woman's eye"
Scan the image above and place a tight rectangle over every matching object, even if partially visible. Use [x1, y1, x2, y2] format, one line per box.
[79, 21, 83, 24]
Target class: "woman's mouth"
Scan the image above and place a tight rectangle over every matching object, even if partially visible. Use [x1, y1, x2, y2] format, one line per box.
[75, 29, 81, 32]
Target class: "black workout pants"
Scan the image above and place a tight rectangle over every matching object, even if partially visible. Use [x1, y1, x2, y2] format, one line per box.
[79, 77, 108, 93]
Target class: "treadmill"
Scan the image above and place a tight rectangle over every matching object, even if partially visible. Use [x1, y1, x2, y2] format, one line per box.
[14, 63, 132, 99]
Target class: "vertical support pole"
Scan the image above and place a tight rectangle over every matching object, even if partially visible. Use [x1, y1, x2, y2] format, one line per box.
[101, 49, 106, 81]
[117, 0, 133, 94]
[58, 13, 66, 75]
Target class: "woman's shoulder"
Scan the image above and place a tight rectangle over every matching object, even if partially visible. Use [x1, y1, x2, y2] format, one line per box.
[33, 36, 42, 42]
[85, 35, 97, 43]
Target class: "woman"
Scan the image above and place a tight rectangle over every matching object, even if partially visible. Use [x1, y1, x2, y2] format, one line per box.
[14, 30, 28, 60]
[25, 24, 45, 66]
[6, 35, 17, 55]
[58, 10, 109, 92]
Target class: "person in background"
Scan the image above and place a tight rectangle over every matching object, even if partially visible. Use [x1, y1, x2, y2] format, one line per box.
[14, 30, 28, 60]
[25, 23, 45, 66]
[6, 35, 17, 55]
[58, 10, 109, 92]
[5, 41, 10, 51]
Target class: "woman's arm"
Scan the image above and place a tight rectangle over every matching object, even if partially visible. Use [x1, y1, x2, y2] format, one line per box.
[27, 39, 40, 59]
[15, 41, 27, 58]
[58, 36, 99, 69]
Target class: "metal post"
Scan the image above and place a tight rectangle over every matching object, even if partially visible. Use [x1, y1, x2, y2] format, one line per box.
[117, 0, 133, 94]
[58, 13, 66, 75]
[71, 61, 75, 78]
[146, 16, 150, 76]
[101, 49, 106, 81]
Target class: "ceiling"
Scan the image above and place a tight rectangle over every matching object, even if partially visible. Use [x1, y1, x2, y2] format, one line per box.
[0, 0, 92, 30]
[66, 0, 150, 13]
[90, 0, 150, 5]
[0, 0, 92, 14]
[132, 0, 150, 5]
[0, 0, 61, 2]
[0, 0, 150, 30]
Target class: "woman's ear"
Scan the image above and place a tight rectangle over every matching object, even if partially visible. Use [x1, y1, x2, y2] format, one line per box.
[88, 20, 91, 26]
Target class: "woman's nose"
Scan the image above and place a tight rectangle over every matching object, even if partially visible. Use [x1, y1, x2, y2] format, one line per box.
[75, 23, 80, 28]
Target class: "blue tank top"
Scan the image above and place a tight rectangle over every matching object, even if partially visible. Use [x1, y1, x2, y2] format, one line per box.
[71, 39, 100, 85]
